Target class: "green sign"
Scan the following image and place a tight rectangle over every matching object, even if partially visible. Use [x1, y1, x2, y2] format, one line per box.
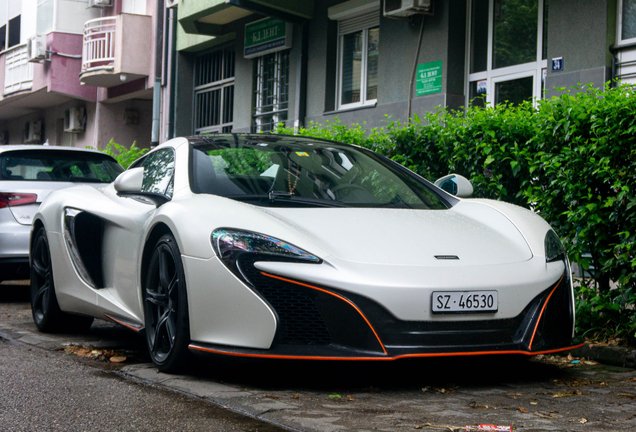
[416, 61, 442, 95]
[244, 17, 292, 58]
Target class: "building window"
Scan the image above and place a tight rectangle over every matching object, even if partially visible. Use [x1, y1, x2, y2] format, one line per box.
[252, 50, 289, 132]
[8, 15, 20, 49]
[193, 46, 235, 134]
[122, 0, 147, 15]
[466, 0, 547, 107]
[330, 2, 380, 110]
[619, 0, 636, 43]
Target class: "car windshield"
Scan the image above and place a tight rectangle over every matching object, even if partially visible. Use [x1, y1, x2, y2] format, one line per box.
[0, 150, 123, 183]
[189, 135, 448, 209]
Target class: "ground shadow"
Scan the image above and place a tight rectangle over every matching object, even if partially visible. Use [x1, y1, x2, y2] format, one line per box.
[186, 352, 571, 392]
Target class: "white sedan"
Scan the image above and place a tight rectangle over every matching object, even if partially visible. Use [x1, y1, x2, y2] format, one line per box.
[30, 134, 582, 372]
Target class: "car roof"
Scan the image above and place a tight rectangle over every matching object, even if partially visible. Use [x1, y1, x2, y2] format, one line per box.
[185, 133, 363, 149]
[0, 145, 108, 155]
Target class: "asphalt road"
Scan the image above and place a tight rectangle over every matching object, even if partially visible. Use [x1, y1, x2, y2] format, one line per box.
[0, 282, 285, 432]
[2, 280, 636, 432]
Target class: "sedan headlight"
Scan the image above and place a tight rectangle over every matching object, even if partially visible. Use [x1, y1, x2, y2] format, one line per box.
[544, 229, 566, 263]
[211, 228, 321, 282]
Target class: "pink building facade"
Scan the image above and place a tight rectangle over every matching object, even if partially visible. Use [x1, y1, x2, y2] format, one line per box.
[0, 0, 168, 150]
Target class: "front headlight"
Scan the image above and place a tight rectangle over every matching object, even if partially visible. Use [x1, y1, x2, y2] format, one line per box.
[211, 228, 321, 282]
[544, 229, 566, 263]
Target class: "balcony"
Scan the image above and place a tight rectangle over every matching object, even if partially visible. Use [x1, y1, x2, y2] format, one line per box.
[80, 14, 151, 88]
[4, 44, 34, 95]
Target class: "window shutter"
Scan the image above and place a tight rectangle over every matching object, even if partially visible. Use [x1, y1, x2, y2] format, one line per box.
[122, 0, 146, 15]
[338, 10, 380, 35]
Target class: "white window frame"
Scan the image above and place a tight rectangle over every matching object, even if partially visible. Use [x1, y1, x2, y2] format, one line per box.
[617, 0, 636, 46]
[329, 0, 380, 110]
[465, 0, 548, 107]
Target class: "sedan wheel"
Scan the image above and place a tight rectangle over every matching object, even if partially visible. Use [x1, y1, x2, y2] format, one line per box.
[31, 227, 93, 333]
[144, 233, 191, 372]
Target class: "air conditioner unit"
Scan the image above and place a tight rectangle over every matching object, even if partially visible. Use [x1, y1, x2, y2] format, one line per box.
[24, 121, 43, 144]
[64, 107, 86, 133]
[384, 0, 433, 18]
[27, 35, 47, 63]
[166, 0, 179, 8]
[88, 0, 113, 8]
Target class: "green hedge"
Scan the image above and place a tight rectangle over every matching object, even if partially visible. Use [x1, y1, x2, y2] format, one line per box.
[102, 139, 148, 168]
[276, 83, 636, 344]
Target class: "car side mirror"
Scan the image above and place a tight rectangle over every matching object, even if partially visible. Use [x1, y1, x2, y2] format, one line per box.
[434, 174, 473, 198]
[114, 167, 144, 193]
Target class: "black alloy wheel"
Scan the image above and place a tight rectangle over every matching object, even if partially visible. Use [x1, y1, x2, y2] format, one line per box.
[30, 227, 93, 333]
[144, 233, 191, 373]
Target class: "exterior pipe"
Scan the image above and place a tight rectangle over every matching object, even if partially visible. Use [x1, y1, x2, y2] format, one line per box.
[407, 15, 425, 123]
[293, 21, 309, 130]
[151, 0, 165, 146]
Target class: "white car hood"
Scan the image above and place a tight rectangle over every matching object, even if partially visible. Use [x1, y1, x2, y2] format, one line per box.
[258, 200, 532, 266]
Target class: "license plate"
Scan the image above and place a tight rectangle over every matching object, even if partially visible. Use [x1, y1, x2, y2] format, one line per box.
[432, 291, 498, 313]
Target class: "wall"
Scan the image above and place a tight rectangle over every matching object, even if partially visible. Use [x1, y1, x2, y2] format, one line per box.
[95, 99, 153, 149]
[545, 0, 615, 97]
[305, 0, 466, 128]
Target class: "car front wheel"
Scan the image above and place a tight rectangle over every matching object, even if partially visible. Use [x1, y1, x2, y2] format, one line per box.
[30, 227, 93, 333]
[144, 233, 191, 373]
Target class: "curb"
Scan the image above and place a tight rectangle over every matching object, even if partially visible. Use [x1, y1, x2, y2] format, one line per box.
[569, 344, 636, 369]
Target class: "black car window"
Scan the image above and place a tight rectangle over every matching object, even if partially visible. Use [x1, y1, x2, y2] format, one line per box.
[189, 136, 449, 209]
[139, 149, 175, 197]
[0, 150, 123, 182]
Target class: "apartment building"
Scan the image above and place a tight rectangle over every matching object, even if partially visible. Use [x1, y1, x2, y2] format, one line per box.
[173, 0, 636, 135]
[0, 0, 163, 149]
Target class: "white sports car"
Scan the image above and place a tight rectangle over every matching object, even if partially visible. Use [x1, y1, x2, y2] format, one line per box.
[30, 134, 582, 372]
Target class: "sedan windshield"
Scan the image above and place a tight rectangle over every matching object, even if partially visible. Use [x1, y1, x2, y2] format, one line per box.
[189, 135, 448, 209]
[0, 150, 123, 183]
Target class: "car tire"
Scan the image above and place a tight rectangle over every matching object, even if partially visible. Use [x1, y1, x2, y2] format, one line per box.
[143, 233, 191, 373]
[30, 227, 94, 333]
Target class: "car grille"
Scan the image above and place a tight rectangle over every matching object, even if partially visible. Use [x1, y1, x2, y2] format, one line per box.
[238, 256, 332, 345]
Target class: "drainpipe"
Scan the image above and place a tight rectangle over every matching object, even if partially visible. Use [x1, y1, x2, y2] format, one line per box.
[151, 0, 165, 146]
[167, 8, 177, 140]
[293, 20, 309, 130]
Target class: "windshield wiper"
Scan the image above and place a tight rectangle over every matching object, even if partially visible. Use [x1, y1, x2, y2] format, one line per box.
[68, 176, 107, 183]
[227, 193, 346, 208]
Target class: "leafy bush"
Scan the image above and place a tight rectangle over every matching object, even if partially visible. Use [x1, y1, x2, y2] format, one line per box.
[275, 83, 636, 344]
[101, 139, 148, 168]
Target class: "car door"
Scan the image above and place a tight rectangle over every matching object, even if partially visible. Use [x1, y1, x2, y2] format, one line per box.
[96, 148, 176, 324]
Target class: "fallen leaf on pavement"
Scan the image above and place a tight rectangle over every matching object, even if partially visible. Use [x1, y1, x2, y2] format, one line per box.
[420, 422, 462, 431]
[530, 402, 537, 405]
[328, 394, 342, 398]
[263, 395, 279, 400]
[579, 418, 588, 424]
[519, 407, 528, 413]
[552, 390, 586, 398]
[292, 393, 299, 399]
[616, 393, 636, 399]
[534, 411, 558, 418]
[109, 356, 126, 363]
[469, 401, 492, 410]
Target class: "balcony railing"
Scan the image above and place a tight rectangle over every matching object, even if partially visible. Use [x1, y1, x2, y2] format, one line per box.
[4, 44, 34, 95]
[82, 16, 116, 72]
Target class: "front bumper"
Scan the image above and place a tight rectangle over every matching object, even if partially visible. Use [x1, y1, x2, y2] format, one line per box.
[190, 263, 582, 360]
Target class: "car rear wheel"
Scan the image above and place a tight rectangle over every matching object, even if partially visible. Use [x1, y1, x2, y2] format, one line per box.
[144, 233, 191, 373]
[30, 227, 94, 333]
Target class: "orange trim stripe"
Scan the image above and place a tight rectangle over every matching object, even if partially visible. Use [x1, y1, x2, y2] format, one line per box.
[188, 342, 586, 361]
[104, 313, 143, 333]
[260, 272, 388, 355]
[528, 274, 564, 350]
